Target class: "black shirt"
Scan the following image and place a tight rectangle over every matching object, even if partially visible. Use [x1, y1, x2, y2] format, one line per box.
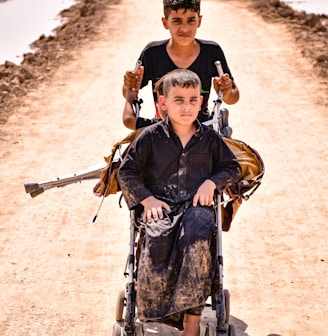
[118, 119, 241, 210]
[138, 39, 234, 122]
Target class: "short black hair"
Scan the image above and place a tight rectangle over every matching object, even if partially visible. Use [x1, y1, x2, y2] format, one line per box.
[162, 69, 201, 97]
[163, 0, 201, 18]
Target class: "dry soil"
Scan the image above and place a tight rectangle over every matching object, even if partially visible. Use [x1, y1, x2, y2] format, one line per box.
[0, 1, 327, 335]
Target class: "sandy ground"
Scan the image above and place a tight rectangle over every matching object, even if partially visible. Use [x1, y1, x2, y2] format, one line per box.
[0, 0, 327, 335]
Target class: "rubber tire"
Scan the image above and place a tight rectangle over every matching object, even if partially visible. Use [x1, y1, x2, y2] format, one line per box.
[112, 322, 122, 336]
[205, 322, 216, 336]
[229, 323, 237, 336]
[115, 289, 126, 321]
[224, 289, 230, 325]
[135, 323, 144, 335]
[222, 126, 233, 138]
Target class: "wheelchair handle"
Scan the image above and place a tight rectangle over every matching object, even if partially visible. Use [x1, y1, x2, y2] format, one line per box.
[133, 60, 142, 73]
[215, 60, 224, 77]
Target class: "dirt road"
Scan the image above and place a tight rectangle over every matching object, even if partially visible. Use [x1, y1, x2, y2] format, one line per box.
[0, 0, 327, 335]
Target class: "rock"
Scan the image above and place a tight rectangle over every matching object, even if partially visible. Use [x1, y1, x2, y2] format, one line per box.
[19, 66, 34, 80]
[0, 81, 10, 92]
[11, 86, 26, 97]
[314, 22, 327, 33]
[304, 13, 320, 28]
[277, 7, 295, 19]
[0, 90, 9, 99]
[4, 60, 16, 68]
[11, 76, 23, 85]
[316, 54, 328, 62]
[0, 67, 10, 80]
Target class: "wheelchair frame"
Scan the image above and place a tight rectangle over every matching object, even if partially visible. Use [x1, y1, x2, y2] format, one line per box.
[113, 61, 238, 335]
[113, 191, 237, 336]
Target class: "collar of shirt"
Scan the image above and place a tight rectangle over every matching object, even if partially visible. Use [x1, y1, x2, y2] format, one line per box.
[163, 117, 203, 138]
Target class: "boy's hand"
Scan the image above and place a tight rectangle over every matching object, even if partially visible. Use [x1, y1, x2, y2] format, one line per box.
[193, 179, 216, 207]
[213, 75, 239, 104]
[141, 196, 171, 223]
[213, 74, 232, 97]
[123, 66, 144, 93]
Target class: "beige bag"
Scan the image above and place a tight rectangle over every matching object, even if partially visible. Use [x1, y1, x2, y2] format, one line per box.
[93, 129, 143, 197]
[221, 137, 265, 231]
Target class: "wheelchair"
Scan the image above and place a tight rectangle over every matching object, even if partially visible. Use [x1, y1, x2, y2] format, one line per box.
[112, 190, 237, 336]
[109, 103, 264, 336]
[105, 75, 263, 334]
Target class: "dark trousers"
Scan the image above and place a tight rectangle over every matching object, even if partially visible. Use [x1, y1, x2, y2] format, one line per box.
[137, 204, 216, 321]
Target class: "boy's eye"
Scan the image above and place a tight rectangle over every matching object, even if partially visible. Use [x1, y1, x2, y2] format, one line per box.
[172, 18, 197, 25]
[172, 19, 182, 24]
[190, 98, 199, 104]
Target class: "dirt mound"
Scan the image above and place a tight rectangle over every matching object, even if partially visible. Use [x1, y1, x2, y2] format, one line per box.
[0, 0, 327, 122]
[0, 0, 115, 123]
[248, 0, 328, 78]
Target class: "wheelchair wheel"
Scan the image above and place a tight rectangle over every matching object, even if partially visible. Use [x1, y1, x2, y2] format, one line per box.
[229, 323, 236, 336]
[112, 322, 122, 336]
[205, 322, 216, 336]
[206, 322, 236, 336]
[115, 289, 126, 321]
[224, 289, 230, 325]
[136, 323, 144, 335]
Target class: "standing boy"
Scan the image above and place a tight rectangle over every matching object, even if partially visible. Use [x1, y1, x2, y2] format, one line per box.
[122, 0, 239, 122]
[118, 69, 241, 336]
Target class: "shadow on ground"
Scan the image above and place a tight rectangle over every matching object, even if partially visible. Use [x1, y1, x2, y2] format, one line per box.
[231, 315, 282, 336]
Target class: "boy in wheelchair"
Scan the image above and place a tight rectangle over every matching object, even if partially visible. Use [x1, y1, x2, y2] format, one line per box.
[118, 69, 241, 336]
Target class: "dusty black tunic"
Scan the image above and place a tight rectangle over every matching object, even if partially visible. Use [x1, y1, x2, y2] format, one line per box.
[117, 119, 241, 320]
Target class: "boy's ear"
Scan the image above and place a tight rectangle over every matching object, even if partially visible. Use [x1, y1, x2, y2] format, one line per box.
[199, 94, 203, 108]
[159, 95, 167, 110]
[162, 17, 169, 29]
[198, 15, 203, 28]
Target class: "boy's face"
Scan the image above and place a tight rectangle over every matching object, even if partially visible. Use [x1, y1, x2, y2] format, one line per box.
[159, 85, 203, 127]
[162, 9, 202, 46]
